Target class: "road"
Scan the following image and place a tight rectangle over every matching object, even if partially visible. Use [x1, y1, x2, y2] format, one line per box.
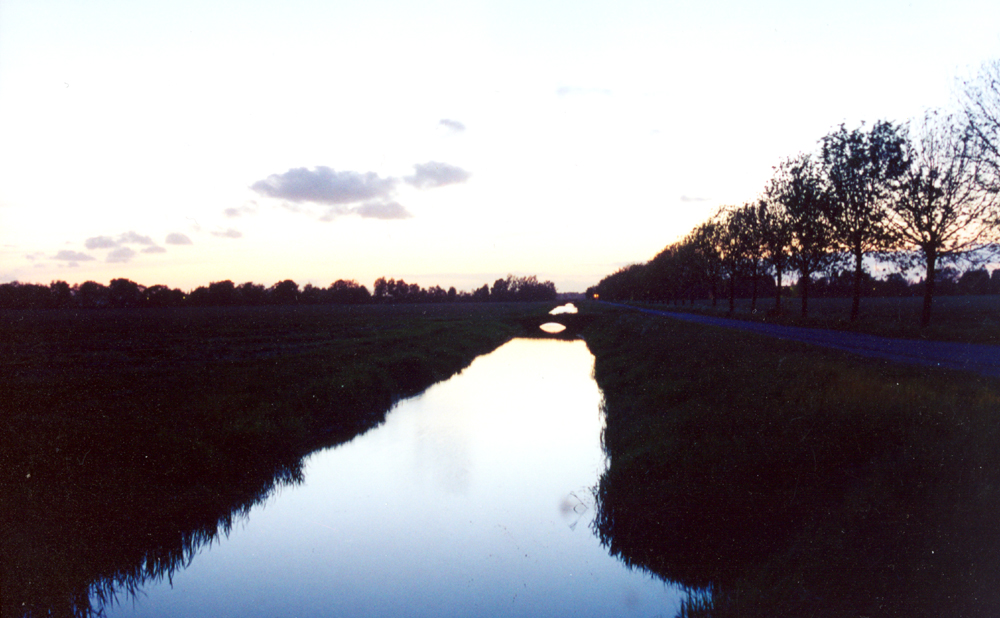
[613, 303, 1000, 379]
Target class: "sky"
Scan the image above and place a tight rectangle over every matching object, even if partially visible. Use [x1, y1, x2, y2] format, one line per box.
[1, 0, 999, 293]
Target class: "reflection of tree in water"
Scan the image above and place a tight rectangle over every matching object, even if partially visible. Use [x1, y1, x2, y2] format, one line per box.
[3, 304, 521, 618]
[592, 414, 1000, 617]
[587, 314, 1000, 618]
[7, 451, 305, 618]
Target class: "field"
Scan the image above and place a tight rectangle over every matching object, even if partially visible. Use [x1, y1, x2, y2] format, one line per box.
[0, 302, 559, 618]
[632, 294, 1000, 344]
[582, 304, 1000, 617]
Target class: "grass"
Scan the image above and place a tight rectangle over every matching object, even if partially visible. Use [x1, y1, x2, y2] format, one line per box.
[582, 304, 1000, 617]
[628, 294, 1000, 344]
[0, 302, 564, 618]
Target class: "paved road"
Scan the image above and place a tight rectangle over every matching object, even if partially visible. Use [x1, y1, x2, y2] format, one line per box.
[610, 303, 1000, 379]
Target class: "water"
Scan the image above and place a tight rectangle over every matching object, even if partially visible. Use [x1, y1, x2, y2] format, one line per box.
[100, 338, 683, 617]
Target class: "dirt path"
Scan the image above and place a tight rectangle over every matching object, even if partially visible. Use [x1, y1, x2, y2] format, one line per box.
[615, 304, 1000, 379]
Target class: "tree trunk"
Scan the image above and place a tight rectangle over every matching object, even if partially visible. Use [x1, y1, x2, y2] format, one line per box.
[751, 269, 759, 313]
[729, 273, 736, 314]
[850, 249, 863, 321]
[921, 249, 937, 328]
[775, 267, 783, 313]
[801, 272, 810, 318]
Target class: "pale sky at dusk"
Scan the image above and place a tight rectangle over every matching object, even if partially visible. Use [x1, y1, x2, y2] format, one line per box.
[2, 0, 998, 293]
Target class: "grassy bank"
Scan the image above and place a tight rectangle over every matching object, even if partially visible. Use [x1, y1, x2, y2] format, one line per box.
[582, 305, 1000, 617]
[627, 294, 1000, 344]
[1, 302, 560, 618]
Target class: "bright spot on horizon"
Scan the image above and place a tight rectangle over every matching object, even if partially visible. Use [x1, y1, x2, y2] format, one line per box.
[1, 0, 998, 293]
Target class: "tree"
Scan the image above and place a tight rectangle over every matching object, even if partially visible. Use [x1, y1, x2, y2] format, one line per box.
[774, 154, 837, 318]
[758, 187, 793, 314]
[715, 205, 760, 314]
[471, 284, 490, 302]
[144, 285, 185, 307]
[961, 58, 1000, 191]
[820, 120, 909, 320]
[268, 280, 299, 305]
[49, 280, 74, 308]
[108, 278, 144, 308]
[329, 279, 371, 304]
[237, 282, 267, 305]
[739, 203, 767, 312]
[207, 280, 238, 306]
[887, 112, 1000, 326]
[490, 277, 511, 302]
[685, 221, 723, 306]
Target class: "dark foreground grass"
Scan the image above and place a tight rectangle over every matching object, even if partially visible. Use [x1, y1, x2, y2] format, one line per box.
[631, 294, 1000, 344]
[583, 305, 1000, 617]
[1, 302, 566, 618]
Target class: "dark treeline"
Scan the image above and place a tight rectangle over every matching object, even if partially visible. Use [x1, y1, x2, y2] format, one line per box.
[591, 259, 1000, 304]
[0, 274, 556, 310]
[590, 60, 1000, 327]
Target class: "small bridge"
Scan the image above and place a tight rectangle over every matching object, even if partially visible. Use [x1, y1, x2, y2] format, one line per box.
[516, 312, 596, 340]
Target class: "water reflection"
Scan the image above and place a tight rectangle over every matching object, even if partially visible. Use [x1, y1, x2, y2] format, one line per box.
[549, 303, 578, 315]
[98, 339, 682, 617]
[592, 388, 1000, 617]
[539, 322, 567, 333]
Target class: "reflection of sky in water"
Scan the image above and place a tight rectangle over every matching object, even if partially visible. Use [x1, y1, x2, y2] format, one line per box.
[102, 339, 682, 617]
[539, 322, 567, 333]
[549, 303, 579, 315]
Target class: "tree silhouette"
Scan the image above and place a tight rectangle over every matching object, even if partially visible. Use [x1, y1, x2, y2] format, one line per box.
[887, 112, 1000, 326]
[685, 221, 723, 307]
[962, 58, 1000, 191]
[268, 280, 299, 305]
[820, 120, 909, 320]
[760, 183, 794, 314]
[774, 154, 837, 318]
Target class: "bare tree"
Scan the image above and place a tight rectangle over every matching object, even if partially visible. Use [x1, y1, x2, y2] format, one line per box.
[888, 112, 1000, 326]
[820, 120, 909, 321]
[962, 58, 1000, 190]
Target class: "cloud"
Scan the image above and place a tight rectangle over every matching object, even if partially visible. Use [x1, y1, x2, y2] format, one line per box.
[106, 247, 136, 263]
[142, 246, 167, 254]
[680, 195, 710, 203]
[352, 201, 412, 220]
[85, 231, 156, 250]
[439, 118, 466, 133]
[119, 231, 154, 245]
[166, 233, 193, 245]
[251, 167, 398, 205]
[404, 161, 471, 189]
[85, 236, 118, 249]
[54, 250, 95, 262]
[211, 228, 243, 239]
[225, 201, 258, 218]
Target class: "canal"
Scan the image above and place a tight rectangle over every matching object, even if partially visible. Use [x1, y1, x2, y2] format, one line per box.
[100, 338, 683, 617]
